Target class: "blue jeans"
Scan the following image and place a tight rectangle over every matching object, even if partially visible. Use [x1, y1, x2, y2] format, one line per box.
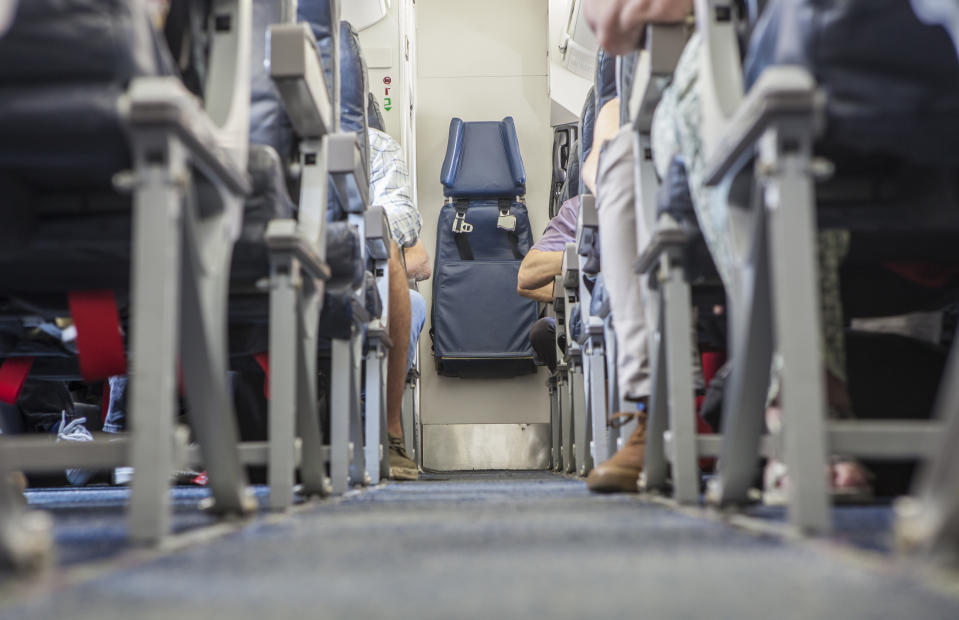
[408, 289, 427, 371]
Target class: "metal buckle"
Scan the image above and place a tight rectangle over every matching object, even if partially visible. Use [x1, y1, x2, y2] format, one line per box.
[497, 207, 517, 232]
[452, 211, 473, 234]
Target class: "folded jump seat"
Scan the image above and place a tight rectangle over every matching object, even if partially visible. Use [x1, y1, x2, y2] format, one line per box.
[432, 117, 538, 378]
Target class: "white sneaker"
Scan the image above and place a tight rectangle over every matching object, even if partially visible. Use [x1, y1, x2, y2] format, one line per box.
[55, 412, 94, 486]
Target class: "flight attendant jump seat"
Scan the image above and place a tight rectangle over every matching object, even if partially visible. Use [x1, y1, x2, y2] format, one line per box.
[431, 117, 539, 378]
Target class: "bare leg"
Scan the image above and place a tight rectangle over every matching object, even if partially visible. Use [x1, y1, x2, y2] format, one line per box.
[387, 242, 411, 438]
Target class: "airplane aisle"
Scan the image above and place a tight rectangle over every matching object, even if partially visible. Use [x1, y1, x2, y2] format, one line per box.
[2, 476, 958, 619]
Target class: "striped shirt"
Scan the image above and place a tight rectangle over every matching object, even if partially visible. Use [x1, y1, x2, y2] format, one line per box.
[368, 128, 421, 248]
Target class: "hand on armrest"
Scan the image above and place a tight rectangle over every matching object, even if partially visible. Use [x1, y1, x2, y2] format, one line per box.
[404, 240, 432, 281]
[584, 0, 693, 55]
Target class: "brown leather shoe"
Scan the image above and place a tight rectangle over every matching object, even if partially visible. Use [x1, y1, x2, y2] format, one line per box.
[586, 412, 647, 493]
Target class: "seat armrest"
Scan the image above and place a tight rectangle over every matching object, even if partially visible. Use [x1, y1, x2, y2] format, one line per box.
[634, 225, 690, 274]
[552, 275, 565, 309]
[576, 195, 599, 254]
[328, 131, 370, 213]
[365, 206, 390, 261]
[125, 77, 251, 198]
[270, 23, 334, 139]
[204, 0, 253, 171]
[265, 219, 331, 280]
[561, 243, 579, 289]
[629, 23, 687, 130]
[702, 66, 819, 186]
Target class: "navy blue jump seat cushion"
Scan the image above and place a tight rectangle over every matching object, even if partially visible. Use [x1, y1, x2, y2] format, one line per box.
[432, 117, 538, 377]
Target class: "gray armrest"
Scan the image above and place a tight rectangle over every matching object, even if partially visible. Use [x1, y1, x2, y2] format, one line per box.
[702, 66, 819, 186]
[365, 206, 391, 261]
[270, 23, 334, 139]
[576, 199, 598, 254]
[552, 275, 565, 309]
[634, 226, 690, 275]
[329, 132, 370, 213]
[204, 0, 252, 171]
[125, 77, 251, 198]
[265, 219, 331, 280]
[629, 23, 688, 130]
[561, 243, 579, 289]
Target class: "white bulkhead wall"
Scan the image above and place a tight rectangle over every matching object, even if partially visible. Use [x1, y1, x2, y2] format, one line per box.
[415, 0, 552, 445]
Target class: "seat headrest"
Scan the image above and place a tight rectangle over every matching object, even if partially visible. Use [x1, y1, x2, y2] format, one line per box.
[250, 0, 293, 158]
[368, 92, 385, 131]
[440, 117, 526, 198]
[579, 87, 596, 170]
[595, 49, 618, 110]
[0, 0, 172, 83]
[298, 0, 335, 101]
[339, 21, 368, 135]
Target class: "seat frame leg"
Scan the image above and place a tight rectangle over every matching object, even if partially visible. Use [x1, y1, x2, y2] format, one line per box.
[179, 186, 251, 518]
[330, 335, 353, 495]
[349, 331, 367, 485]
[127, 131, 186, 544]
[364, 338, 388, 485]
[587, 340, 609, 467]
[762, 125, 831, 535]
[901, 339, 959, 560]
[643, 284, 670, 492]
[296, 279, 328, 497]
[661, 253, 699, 504]
[549, 377, 561, 471]
[572, 361, 590, 475]
[267, 253, 299, 511]
[711, 173, 775, 509]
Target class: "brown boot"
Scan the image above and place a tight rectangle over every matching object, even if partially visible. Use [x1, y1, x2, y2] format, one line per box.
[586, 412, 647, 493]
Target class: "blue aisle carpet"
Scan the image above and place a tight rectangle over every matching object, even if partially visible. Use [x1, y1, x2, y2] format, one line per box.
[0, 472, 956, 619]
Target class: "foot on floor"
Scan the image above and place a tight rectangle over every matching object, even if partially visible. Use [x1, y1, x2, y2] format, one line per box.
[388, 433, 419, 481]
[586, 412, 646, 493]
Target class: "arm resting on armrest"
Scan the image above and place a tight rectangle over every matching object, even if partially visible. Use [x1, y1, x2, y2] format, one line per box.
[404, 240, 432, 281]
[518, 249, 563, 291]
[518, 282, 555, 303]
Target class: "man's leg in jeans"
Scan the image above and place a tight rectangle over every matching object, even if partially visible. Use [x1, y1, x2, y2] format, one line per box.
[586, 125, 650, 493]
[386, 241, 417, 479]
[408, 289, 427, 371]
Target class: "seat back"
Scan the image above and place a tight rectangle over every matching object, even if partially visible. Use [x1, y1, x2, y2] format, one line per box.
[368, 92, 386, 131]
[744, 0, 959, 165]
[432, 117, 538, 377]
[594, 48, 618, 111]
[0, 0, 175, 188]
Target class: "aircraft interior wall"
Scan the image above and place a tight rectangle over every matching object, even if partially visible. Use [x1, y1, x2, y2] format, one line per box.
[415, 0, 553, 470]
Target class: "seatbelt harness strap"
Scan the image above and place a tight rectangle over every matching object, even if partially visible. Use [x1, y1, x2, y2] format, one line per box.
[497, 199, 523, 260]
[452, 199, 474, 260]
[68, 290, 128, 381]
[0, 357, 34, 404]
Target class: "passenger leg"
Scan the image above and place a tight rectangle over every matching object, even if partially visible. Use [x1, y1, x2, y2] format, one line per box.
[586, 126, 649, 494]
[529, 317, 558, 372]
[387, 242, 417, 480]
[408, 289, 427, 371]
